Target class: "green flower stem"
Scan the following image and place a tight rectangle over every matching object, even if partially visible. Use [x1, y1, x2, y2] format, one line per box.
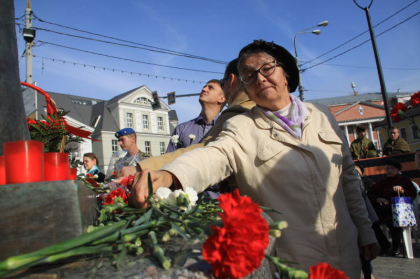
[269, 221, 288, 230]
[269, 229, 281, 238]
[265, 255, 307, 279]
[125, 243, 143, 255]
[134, 237, 142, 247]
[122, 207, 148, 214]
[91, 221, 157, 245]
[0, 220, 127, 271]
[97, 203, 127, 223]
[148, 231, 171, 270]
[160, 203, 184, 215]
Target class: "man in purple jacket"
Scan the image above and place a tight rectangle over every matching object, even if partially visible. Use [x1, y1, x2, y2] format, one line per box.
[166, 79, 226, 152]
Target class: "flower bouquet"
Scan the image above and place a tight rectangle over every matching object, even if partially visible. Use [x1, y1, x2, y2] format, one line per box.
[0, 175, 348, 279]
[390, 90, 420, 130]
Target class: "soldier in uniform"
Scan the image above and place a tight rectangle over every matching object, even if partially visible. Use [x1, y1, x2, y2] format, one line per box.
[382, 127, 411, 156]
[350, 124, 378, 160]
[114, 128, 151, 171]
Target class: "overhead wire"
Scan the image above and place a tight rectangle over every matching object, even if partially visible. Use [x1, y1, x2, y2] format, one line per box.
[32, 27, 229, 65]
[302, 10, 420, 72]
[300, 62, 420, 70]
[31, 13, 228, 65]
[33, 56, 207, 84]
[38, 41, 224, 75]
[301, 0, 419, 66]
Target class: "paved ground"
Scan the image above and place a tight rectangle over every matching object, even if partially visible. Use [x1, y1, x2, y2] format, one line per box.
[369, 235, 420, 279]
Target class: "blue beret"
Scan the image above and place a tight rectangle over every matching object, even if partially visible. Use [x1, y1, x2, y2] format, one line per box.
[115, 128, 135, 138]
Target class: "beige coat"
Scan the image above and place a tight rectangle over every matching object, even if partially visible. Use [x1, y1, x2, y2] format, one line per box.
[139, 92, 255, 170]
[163, 103, 376, 279]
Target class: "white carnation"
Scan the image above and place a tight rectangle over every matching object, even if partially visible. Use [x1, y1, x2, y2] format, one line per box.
[184, 186, 198, 207]
[171, 135, 179, 144]
[155, 187, 172, 200]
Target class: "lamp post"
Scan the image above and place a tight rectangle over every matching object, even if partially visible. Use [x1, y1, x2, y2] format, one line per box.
[353, 0, 392, 130]
[294, 21, 328, 101]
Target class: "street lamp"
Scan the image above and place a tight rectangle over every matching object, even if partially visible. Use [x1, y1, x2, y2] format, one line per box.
[294, 21, 329, 101]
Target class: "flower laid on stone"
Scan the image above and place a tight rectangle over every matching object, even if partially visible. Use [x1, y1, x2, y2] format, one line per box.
[308, 262, 349, 279]
[202, 189, 269, 279]
[0, 175, 348, 279]
[103, 188, 129, 206]
[85, 173, 99, 188]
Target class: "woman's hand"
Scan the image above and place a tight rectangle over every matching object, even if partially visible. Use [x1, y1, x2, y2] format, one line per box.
[130, 169, 174, 208]
[376, 198, 389, 205]
[393, 185, 404, 193]
[114, 166, 138, 178]
[360, 242, 379, 261]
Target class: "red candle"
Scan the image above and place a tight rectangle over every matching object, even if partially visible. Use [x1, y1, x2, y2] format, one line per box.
[0, 156, 5, 185]
[69, 167, 77, 180]
[4, 140, 44, 184]
[44, 152, 70, 181]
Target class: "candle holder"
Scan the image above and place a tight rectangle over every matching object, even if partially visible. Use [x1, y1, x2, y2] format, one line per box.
[4, 140, 44, 184]
[44, 152, 70, 181]
[0, 156, 5, 185]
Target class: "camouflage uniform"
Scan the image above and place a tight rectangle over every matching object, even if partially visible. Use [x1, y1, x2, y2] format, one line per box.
[350, 138, 377, 159]
[382, 138, 411, 156]
[114, 150, 151, 171]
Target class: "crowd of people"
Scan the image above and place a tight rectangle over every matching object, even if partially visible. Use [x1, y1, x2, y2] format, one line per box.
[81, 39, 420, 279]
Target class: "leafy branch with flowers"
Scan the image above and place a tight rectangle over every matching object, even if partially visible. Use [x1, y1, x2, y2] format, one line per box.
[0, 175, 349, 279]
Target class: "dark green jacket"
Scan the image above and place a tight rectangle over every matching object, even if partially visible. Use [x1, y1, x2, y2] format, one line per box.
[350, 138, 377, 159]
[382, 137, 411, 156]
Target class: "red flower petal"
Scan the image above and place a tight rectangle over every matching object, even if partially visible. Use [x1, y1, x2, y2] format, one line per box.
[119, 175, 135, 187]
[410, 91, 420, 107]
[203, 189, 269, 279]
[308, 262, 349, 279]
[103, 188, 129, 205]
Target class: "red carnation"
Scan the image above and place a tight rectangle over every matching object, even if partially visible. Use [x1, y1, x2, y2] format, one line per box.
[119, 175, 135, 188]
[390, 102, 408, 123]
[202, 189, 269, 279]
[104, 188, 129, 205]
[86, 173, 99, 188]
[309, 262, 348, 279]
[410, 91, 420, 107]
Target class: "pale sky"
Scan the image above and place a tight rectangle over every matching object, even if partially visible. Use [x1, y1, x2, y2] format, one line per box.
[14, 0, 420, 123]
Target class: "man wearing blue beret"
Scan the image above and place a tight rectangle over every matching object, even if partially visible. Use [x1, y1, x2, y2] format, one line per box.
[114, 128, 150, 171]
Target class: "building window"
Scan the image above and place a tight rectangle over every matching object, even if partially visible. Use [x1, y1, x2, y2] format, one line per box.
[112, 140, 119, 152]
[157, 116, 163, 131]
[126, 113, 133, 128]
[348, 126, 354, 136]
[143, 115, 149, 129]
[91, 115, 101, 127]
[159, 142, 165, 155]
[400, 127, 407, 141]
[145, 141, 151, 154]
[411, 125, 420, 140]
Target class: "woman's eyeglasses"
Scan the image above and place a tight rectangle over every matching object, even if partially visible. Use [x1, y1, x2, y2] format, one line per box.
[239, 60, 279, 85]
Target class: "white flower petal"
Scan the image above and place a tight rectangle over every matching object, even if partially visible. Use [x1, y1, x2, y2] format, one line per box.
[155, 187, 172, 200]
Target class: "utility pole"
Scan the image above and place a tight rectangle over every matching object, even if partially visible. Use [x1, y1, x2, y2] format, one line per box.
[0, 0, 31, 154]
[353, 0, 392, 130]
[24, 0, 34, 84]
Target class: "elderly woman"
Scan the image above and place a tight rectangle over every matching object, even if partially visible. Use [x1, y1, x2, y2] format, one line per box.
[368, 160, 416, 256]
[130, 40, 378, 278]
